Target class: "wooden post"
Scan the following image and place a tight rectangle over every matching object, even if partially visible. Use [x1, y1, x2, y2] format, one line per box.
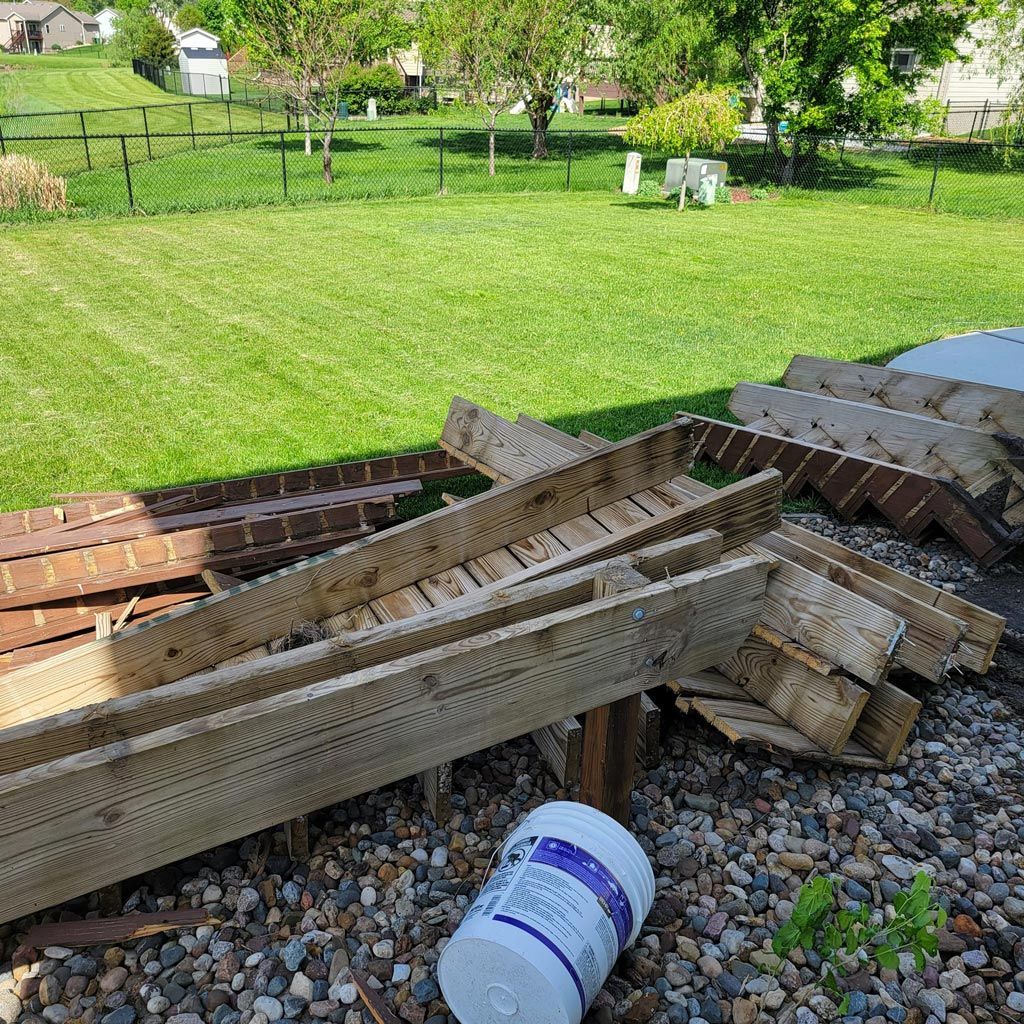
[579, 564, 650, 824]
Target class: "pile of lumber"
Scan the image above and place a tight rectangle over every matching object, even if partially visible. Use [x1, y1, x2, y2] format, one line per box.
[433, 400, 1004, 772]
[687, 355, 1024, 565]
[0, 449, 472, 674]
[0, 410, 783, 925]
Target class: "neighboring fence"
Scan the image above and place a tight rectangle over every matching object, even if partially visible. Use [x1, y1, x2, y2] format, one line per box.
[1, 124, 1023, 219]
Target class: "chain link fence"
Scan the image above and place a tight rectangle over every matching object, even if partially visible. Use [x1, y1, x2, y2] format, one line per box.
[2, 122, 1023, 219]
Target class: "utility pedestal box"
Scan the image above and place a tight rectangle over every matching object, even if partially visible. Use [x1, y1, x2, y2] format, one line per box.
[664, 157, 728, 194]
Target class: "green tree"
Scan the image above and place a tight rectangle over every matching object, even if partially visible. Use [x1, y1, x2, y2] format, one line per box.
[110, 8, 153, 65]
[709, 0, 995, 182]
[604, 0, 738, 106]
[624, 86, 742, 208]
[984, 4, 1024, 145]
[137, 17, 178, 66]
[234, 0, 409, 179]
[176, 3, 207, 30]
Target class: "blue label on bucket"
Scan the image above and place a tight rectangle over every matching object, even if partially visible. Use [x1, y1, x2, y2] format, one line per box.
[530, 837, 634, 954]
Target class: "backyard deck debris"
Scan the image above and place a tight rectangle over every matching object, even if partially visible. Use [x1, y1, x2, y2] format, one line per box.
[450, 403, 1003, 770]
[0, 406, 779, 923]
[688, 359, 1024, 566]
[0, 450, 473, 673]
[21, 908, 219, 949]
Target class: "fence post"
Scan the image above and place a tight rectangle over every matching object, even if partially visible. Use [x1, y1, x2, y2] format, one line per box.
[0, 118, 5, 157]
[79, 110, 91, 170]
[189, 103, 196, 149]
[981, 98, 990, 135]
[280, 131, 288, 197]
[565, 131, 573, 191]
[120, 135, 134, 212]
[219, 76, 226, 102]
[928, 143, 943, 206]
[438, 127, 445, 194]
[141, 106, 152, 160]
[259, 107, 264, 133]
[968, 109, 978, 143]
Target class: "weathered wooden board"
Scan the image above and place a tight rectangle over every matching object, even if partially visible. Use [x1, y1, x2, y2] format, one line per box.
[0, 537, 728, 774]
[782, 355, 1024, 437]
[776, 523, 1003, 674]
[690, 413, 1021, 566]
[758, 530, 965, 683]
[0, 557, 769, 923]
[851, 681, 923, 765]
[729, 382, 1021, 489]
[532, 717, 584, 786]
[0, 414, 694, 728]
[636, 692, 661, 769]
[719, 635, 869, 755]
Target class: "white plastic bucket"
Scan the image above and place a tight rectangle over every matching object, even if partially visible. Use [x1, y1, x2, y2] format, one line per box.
[437, 801, 655, 1024]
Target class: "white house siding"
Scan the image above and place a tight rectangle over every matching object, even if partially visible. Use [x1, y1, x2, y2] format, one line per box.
[915, 22, 1017, 108]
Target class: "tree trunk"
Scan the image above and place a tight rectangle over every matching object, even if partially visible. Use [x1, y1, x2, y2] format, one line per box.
[322, 128, 333, 184]
[678, 151, 689, 210]
[527, 100, 552, 160]
[303, 108, 311, 157]
[488, 129, 495, 176]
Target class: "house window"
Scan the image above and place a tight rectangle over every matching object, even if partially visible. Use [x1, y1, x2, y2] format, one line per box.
[890, 49, 917, 75]
[45, 23, 50, 33]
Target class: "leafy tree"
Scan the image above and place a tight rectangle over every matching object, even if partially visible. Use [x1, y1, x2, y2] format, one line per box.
[338, 62, 405, 115]
[176, 3, 207, 30]
[137, 17, 178, 66]
[624, 86, 742, 208]
[197, 0, 227, 31]
[420, 0, 533, 175]
[421, 0, 594, 162]
[984, 3, 1024, 145]
[234, 0, 409, 180]
[707, 0, 996, 182]
[110, 8, 154, 65]
[603, 0, 738, 106]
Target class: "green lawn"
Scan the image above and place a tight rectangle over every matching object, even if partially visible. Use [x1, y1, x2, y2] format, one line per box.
[1, 192, 1022, 513]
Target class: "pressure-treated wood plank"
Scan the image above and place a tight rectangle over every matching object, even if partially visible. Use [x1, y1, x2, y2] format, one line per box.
[719, 636, 869, 755]
[729, 382, 1020, 489]
[0, 557, 769, 923]
[759, 529, 965, 682]
[851, 681, 923, 765]
[532, 717, 583, 787]
[636, 692, 661, 769]
[688, 696, 885, 769]
[689, 413, 1020, 566]
[0, 536, 729, 774]
[783, 355, 1024, 437]
[23, 909, 217, 949]
[0, 414, 694, 727]
[579, 564, 650, 823]
[775, 522, 1003, 673]
[0, 449, 471, 541]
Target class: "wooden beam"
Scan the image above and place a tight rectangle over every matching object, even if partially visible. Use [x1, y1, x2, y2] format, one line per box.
[851, 680, 922, 765]
[0, 535, 729, 774]
[22, 909, 218, 949]
[775, 523, 1003, 674]
[579, 564, 650, 823]
[759, 529, 965, 682]
[718, 635, 869, 756]
[531, 717, 583, 786]
[0, 413, 694, 728]
[0, 556, 769, 923]
[419, 763, 453, 821]
[782, 355, 1024, 437]
[635, 692, 661, 769]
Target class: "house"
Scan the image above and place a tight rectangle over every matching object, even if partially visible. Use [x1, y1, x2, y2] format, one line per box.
[177, 27, 228, 97]
[93, 5, 115, 42]
[912, 22, 1018, 111]
[0, 1, 99, 53]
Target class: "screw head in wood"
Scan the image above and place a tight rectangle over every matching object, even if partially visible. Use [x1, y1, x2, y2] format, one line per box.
[632, 607, 646, 621]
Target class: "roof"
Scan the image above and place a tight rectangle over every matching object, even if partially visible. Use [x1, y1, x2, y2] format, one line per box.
[0, 2, 96, 24]
[181, 46, 225, 60]
[178, 26, 219, 45]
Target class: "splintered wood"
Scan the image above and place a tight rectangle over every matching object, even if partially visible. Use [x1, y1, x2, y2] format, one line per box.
[0, 405, 777, 924]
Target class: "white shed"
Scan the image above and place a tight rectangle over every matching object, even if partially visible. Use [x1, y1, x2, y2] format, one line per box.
[177, 27, 228, 98]
[94, 6, 116, 41]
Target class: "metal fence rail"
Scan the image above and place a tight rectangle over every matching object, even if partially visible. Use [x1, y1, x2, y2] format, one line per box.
[2, 124, 1022, 219]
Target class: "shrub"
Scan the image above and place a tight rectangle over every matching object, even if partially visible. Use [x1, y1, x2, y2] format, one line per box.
[0, 155, 67, 213]
[339, 63, 405, 116]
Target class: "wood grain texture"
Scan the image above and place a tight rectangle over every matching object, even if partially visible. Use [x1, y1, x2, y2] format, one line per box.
[690, 413, 1020, 566]
[0, 413, 694, 728]
[0, 449, 471, 541]
[0, 538, 725, 774]
[776, 523, 1003, 673]
[636, 692, 661, 769]
[783, 355, 1024, 437]
[0, 558, 769, 923]
[719, 636, 869, 755]
[760, 529, 965, 682]
[22, 909, 217, 948]
[579, 565, 650, 823]
[532, 717, 583, 786]
[851, 680, 923, 765]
